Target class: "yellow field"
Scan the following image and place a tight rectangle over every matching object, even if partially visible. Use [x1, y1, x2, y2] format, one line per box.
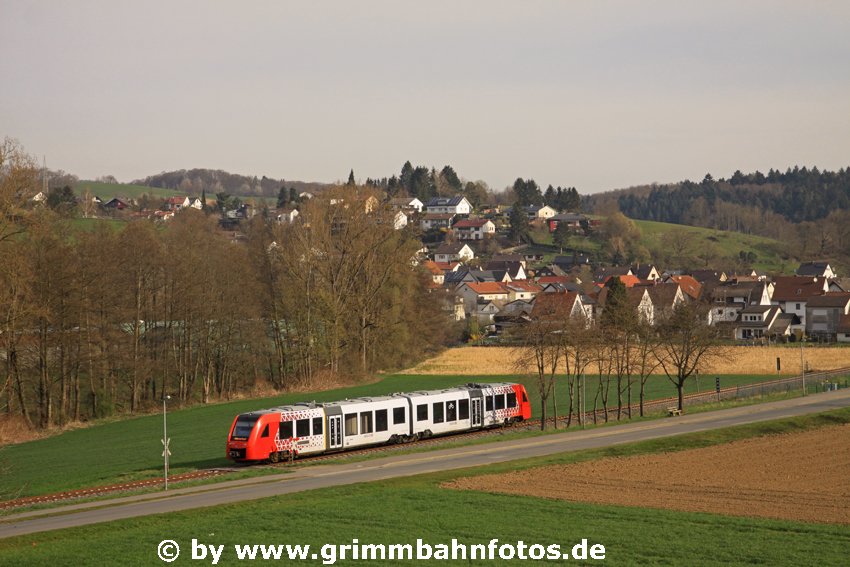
[402, 345, 850, 376]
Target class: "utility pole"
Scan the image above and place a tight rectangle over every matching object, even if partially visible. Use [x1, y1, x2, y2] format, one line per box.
[162, 395, 172, 490]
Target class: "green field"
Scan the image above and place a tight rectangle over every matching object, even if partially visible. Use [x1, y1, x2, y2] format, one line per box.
[0, 373, 787, 499]
[1, 409, 847, 566]
[633, 219, 791, 273]
[73, 181, 185, 201]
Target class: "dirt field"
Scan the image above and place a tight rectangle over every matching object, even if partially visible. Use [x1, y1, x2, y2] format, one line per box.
[445, 424, 850, 525]
[402, 345, 850, 376]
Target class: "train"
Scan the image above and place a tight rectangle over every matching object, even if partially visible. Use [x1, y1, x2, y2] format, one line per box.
[226, 382, 531, 462]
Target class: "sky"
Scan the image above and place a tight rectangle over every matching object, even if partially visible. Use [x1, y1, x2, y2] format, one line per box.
[2, 1, 849, 194]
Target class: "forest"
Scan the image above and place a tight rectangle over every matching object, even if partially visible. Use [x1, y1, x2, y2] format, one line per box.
[1, 140, 449, 430]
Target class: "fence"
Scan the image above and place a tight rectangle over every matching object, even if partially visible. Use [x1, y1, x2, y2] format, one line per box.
[582, 367, 850, 423]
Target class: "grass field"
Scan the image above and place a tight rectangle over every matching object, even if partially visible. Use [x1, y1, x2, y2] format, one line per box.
[1, 409, 847, 566]
[0, 372, 783, 499]
[73, 181, 184, 201]
[633, 219, 790, 273]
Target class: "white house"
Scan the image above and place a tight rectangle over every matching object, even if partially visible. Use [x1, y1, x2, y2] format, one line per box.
[425, 196, 472, 215]
[451, 218, 495, 241]
[770, 276, 829, 334]
[393, 211, 408, 230]
[276, 208, 300, 224]
[388, 197, 423, 213]
[456, 282, 509, 318]
[420, 213, 455, 231]
[524, 205, 557, 221]
[434, 242, 474, 263]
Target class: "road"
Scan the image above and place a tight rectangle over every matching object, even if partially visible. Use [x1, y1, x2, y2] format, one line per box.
[2, 389, 849, 539]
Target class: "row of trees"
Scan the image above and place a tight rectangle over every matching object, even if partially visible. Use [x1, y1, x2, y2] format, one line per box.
[1, 140, 449, 429]
[514, 280, 720, 430]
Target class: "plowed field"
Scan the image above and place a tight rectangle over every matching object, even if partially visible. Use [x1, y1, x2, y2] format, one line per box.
[446, 424, 850, 525]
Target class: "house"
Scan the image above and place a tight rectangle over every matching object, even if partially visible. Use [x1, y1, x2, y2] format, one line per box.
[796, 262, 836, 279]
[548, 213, 587, 233]
[420, 213, 456, 231]
[388, 197, 423, 213]
[805, 292, 850, 339]
[434, 242, 474, 263]
[710, 281, 772, 325]
[102, 198, 129, 210]
[456, 282, 510, 319]
[631, 264, 660, 282]
[451, 218, 495, 241]
[552, 254, 592, 272]
[837, 314, 850, 343]
[425, 196, 472, 215]
[770, 276, 829, 334]
[593, 266, 634, 283]
[484, 260, 526, 281]
[164, 196, 190, 211]
[503, 281, 543, 302]
[523, 204, 557, 221]
[627, 287, 655, 324]
[643, 283, 686, 318]
[665, 275, 702, 301]
[531, 291, 592, 323]
[734, 305, 795, 341]
[422, 261, 445, 287]
[393, 211, 408, 230]
[275, 208, 300, 223]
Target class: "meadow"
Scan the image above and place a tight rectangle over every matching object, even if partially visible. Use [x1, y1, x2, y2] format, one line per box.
[0, 372, 782, 499]
[1, 408, 847, 566]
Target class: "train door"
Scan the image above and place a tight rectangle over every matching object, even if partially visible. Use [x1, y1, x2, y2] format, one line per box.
[471, 397, 482, 428]
[327, 415, 343, 450]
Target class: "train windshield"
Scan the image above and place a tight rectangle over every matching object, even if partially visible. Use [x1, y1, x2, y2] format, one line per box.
[231, 415, 260, 439]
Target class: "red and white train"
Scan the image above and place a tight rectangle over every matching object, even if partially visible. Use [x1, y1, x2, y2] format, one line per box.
[226, 382, 531, 462]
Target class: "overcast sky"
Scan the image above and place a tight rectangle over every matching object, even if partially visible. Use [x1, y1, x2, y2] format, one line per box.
[2, 1, 849, 193]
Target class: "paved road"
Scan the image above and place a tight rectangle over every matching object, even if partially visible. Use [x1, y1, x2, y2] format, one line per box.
[2, 389, 849, 539]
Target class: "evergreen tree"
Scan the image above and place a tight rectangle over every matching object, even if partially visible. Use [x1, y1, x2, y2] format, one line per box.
[553, 221, 571, 252]
[277, 187, 288, 208]
[201, 188, 207, 211]
[289, 187, 298, 204]
[347, 169, 356, 186]
[508, 201, 531, 243]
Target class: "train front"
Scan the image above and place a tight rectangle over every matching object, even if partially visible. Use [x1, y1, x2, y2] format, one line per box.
[226, 411, 275, 462]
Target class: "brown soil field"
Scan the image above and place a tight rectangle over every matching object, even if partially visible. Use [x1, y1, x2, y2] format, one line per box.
[402, 345, 850, 376]
[446, 424, 850, 525]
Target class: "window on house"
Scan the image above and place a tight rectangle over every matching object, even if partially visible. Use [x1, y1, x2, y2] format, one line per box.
[296, 419, 310, 437]
[360, 412, 373, 434]
[459, 399, 470, 420]
[417, 404, 428, 421]
[433, 402, 444, 423]
[393, 407, 406, 424]
[312, 417, 323, 435]
[344, 413, 358, 436]
[375, 409, 388, 432]
[280, 421, 293, 439]
[796, 303, 801, 310]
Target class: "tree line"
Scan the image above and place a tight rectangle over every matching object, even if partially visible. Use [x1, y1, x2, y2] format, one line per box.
[1, 140, 449, 429]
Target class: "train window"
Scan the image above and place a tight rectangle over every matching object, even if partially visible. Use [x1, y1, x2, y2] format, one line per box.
[360, 412, 373, 434]
[459, 399, 470, 420]
[495, 394, 506, 410]
[296, 419, 310, 437]
[417, 404, 428, 421]
[345, 413, 358, 436]
[279, 420, 293, 439]
[312, 417, 323, 435]
[446, 401, 457, 422]
[522, 391, 528, 402]
[486, 396, 494, 411]
[432, 402, 444, 423]
[507, 393, 517, 408]
[232, 415, 259, 439]
[393, 407, 406, 424]
[260, 424, 269, 438]
[376, 409, 388, 432]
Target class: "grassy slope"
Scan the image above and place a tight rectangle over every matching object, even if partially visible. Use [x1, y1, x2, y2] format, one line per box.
[73, 181, 277, 207]
[1, 408, 848, 566]
[0, 373, 781, 498]
[633, 219, 790, 273]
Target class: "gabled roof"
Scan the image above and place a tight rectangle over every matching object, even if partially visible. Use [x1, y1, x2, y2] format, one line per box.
[550, 213, 586, 222]
[796, 261, 833, 277]
[504, 281, 543, 293]
[422, 260, 444, 276]
[644, 283, 682, 309]
[603, 274, 642, 288]
[463, 282, 508, 295]
[771, 276, 828, 302]
[690, 269, 727, 283]
[426, 196, 467, 207]
[435, 242, 471, 255]
[433, 261, 460, 272]
[594, 266, 634, 281]
[531, 291, 579, 319]
[806, 292, 850, 308]
[668, 275, 702, 300]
